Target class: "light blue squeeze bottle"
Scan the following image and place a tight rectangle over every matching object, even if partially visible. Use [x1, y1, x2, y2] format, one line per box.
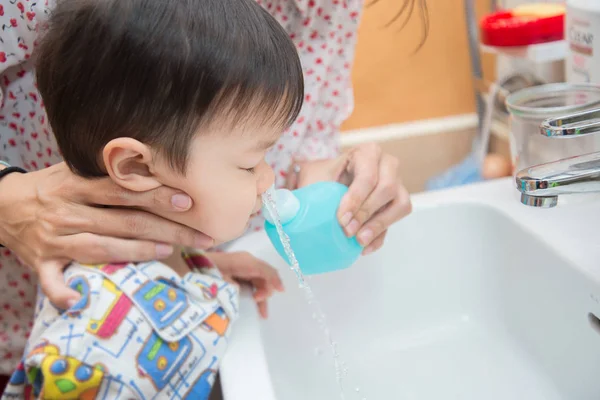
[263, 181, 363, 275]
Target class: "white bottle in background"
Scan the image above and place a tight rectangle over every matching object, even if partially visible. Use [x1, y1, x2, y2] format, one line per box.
[566, 0, 600, 84]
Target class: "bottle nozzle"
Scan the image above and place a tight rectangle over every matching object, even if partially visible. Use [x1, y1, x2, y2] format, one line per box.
[263, 188, 300, 225]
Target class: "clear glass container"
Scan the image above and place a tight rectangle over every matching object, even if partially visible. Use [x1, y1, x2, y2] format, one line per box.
[506, 83, 600, 174]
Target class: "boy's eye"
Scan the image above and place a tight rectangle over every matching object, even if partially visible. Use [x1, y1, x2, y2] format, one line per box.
[243, 167, 255, 174]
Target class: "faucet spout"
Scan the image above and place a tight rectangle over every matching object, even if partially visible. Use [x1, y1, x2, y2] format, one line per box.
[519, 193, 558, 208]
[515, 106, 600, 207]
[515, 152, 600, 207]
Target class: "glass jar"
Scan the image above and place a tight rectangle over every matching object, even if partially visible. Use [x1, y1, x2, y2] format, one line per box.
[505, 83, 600, 174]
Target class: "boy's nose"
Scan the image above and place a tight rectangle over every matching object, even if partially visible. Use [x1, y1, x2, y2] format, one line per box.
[258, 162, 275, 195]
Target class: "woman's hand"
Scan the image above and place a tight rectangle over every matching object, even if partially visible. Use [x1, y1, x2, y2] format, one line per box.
[287, 143, 411, 255]
[206, 251, 284, 319]
[0, 162, 213, 310]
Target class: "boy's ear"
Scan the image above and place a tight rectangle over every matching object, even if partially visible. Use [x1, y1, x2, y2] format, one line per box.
[103, 138, 162, 192]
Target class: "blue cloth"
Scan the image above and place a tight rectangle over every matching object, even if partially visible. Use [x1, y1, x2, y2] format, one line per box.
[425, 154, 483, 191]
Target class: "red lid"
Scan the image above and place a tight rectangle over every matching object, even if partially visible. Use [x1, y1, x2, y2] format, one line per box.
[480, 10, 564, 47]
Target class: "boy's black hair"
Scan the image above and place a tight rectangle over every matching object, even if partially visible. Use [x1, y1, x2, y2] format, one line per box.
[36, 0, 304, 177]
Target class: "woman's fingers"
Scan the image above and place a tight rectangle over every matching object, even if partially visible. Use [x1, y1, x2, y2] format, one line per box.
[362, 231, 387, 256]
[357, 186, 411, 248]
[1, 163, 215, 306]
[74, 176, 194, 212]
[35, 163, 213, 250]
[351, 155, 399, 241]
[60, 205, 212, 249]
[37, 260, 81, 310]
[331, 144, 411, 254]
[337, 144, 381, 234]
[57, 233, 175, 263]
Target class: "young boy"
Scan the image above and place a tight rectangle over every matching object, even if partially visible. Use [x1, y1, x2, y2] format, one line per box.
[1, 0, 303, 399]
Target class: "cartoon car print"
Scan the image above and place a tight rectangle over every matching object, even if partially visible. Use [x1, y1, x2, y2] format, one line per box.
[23, 344, 105, 400]
[32, 355, 105, 400]
[65, 276, 91, 316]
[136, 333, 192, 391]
[133, 280, 188, 329]
[183, 357, 218, 400]
[82, 262, 129, 275]
[88, 279, 133, 339]
[201, 307, 229, 336]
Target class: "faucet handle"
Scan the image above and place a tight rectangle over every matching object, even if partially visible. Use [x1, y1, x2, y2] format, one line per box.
[540, 107, 600, 137]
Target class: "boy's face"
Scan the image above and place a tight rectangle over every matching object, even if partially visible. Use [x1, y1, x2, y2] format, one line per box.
[103, 115, 280, 245]
[159, 122, 278, 244]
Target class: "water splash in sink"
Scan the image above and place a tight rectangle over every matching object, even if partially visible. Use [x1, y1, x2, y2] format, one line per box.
[262, 188, 365, 400]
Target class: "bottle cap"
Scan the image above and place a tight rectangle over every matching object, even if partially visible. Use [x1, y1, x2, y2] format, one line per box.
[263, 188, 300, 225]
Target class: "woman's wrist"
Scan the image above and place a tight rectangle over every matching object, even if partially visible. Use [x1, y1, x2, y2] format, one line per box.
[286, 157, 345, 190]
[0, 172, 20, 246]
[0, 167, 39, 247]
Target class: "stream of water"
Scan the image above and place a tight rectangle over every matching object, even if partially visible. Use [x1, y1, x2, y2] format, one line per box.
[262, 188, 366, 400]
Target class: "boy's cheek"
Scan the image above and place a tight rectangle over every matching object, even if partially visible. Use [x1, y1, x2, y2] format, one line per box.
[199, 214, 249, 245]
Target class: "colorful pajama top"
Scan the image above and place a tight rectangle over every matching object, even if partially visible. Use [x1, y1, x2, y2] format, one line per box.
[1, 251, 239, 400]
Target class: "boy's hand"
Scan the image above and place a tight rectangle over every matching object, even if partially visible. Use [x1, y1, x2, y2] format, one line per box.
[206, 251, 284, 319]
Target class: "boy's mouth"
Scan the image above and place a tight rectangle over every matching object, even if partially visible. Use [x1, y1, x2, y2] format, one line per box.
[251, 202, 262, 216]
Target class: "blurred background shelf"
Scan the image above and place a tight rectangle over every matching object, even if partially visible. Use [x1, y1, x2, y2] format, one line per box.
[481, 40, 567, 63]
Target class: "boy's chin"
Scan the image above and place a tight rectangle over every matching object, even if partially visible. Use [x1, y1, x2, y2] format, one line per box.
[211, 221, 253, 246]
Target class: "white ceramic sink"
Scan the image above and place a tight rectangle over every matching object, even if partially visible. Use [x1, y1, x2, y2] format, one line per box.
[220, 179, 600, 400]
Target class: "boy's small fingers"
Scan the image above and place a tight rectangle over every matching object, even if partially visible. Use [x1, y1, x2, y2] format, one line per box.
[253, 289, 267, 302]
[271, 274, 285, 292]
[252, 281, 271, 301]
[259, 283, 275, 299]
[258, 260, 282, 287]
[249, 261, 281, 289]
[37, 261, 81, 310]
[233, 253, 269, 277]
[257, 300, 268, 319]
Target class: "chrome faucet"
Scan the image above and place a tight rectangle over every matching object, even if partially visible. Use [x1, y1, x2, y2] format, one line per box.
[515, 108, 600, 207]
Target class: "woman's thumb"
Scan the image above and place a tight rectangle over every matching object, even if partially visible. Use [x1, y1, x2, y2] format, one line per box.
[37, 261, 81, 310]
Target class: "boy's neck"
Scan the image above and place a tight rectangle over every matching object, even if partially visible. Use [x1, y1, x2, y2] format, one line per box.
[160, 246, 192, 277]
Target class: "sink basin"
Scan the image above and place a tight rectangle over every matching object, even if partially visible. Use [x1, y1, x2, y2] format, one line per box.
[221, 181, 600, 400]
